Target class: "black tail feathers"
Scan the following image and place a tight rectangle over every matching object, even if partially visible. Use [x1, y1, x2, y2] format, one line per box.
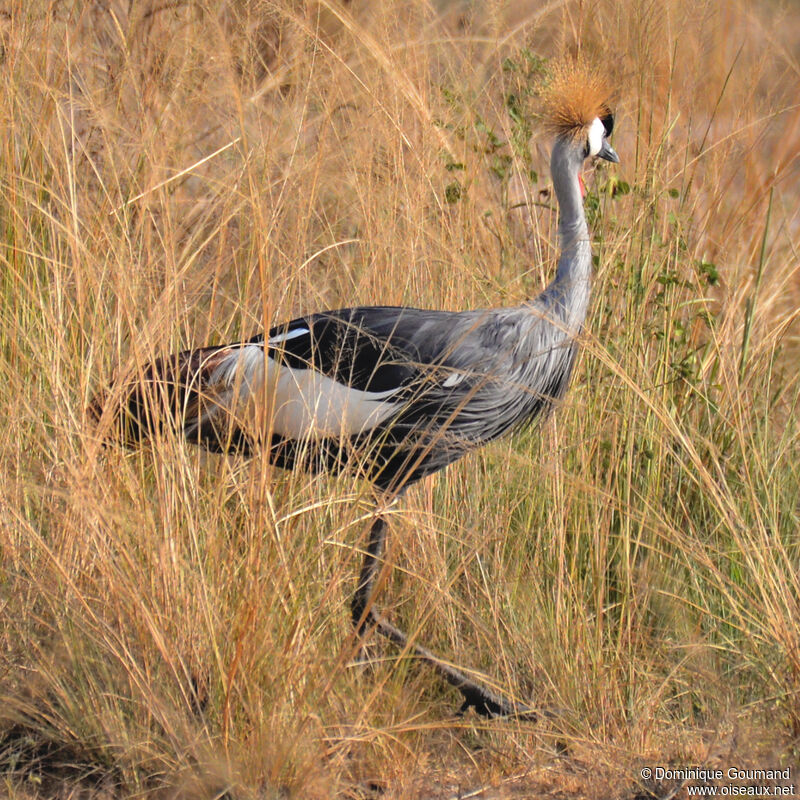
[88, 346, 238, 450]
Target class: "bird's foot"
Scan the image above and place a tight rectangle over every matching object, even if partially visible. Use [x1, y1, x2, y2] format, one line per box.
[456, 684, 537, 721]
[351, 637, 382, 669]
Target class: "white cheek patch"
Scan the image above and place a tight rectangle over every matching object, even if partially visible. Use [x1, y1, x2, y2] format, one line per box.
[588, 117, 605, 157]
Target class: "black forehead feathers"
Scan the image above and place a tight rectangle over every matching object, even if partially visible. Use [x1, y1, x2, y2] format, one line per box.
[601, 112, 614, 136]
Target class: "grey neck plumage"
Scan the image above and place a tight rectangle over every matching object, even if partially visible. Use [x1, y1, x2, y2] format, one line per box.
[536, 136, 592, 337]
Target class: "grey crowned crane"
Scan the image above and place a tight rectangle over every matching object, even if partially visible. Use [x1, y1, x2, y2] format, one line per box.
[91, 62, 619, 718]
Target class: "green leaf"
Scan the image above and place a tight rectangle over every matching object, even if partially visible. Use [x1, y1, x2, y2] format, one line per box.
[699, 260, 719, 286]
[445, 181, 462, 204]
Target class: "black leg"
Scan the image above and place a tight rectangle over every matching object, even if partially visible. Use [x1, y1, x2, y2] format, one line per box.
[351, 516, 390, 636]
[350, 515, 536, 720]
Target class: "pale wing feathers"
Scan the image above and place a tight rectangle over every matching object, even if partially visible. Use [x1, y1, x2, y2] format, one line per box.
[268, 327, 309, 345]
[185, 343, 400, 440]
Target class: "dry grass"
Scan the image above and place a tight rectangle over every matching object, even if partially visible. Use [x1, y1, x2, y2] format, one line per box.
[1, 0, 799, 797]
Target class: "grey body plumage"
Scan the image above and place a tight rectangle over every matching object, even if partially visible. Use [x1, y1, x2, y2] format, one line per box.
[91, 66, 619, 718]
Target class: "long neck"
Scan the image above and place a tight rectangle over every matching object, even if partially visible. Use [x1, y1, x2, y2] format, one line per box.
[542, 137, 592, 335]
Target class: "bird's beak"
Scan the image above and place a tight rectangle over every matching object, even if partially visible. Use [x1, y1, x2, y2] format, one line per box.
[598, 141, 620, 163]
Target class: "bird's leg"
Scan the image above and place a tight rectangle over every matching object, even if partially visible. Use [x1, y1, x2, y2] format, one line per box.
[351, 515, 390, 639]
[351, 514, 536, 720]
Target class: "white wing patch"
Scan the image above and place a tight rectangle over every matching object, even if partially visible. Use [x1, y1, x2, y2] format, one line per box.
[441, 371, 466, 388]
[199, 344, 399, 439]
[209, 344, 265, 388]
[268, 327, 309, 345]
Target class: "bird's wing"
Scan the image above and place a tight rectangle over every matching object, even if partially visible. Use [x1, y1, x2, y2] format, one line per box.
[256, 306, 421, 393]
[255, 305, 554, 439]
[177, 307, 457, 443]
[251, 305, 500, 393]
[98, 301, 573, 486]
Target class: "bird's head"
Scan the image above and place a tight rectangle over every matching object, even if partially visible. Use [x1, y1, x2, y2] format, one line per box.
[543, 58, 619, 195]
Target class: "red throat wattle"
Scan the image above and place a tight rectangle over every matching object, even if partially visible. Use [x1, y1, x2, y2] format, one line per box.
[578, 173, 586, 199]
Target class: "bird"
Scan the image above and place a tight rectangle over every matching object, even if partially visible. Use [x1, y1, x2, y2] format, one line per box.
[90, 60, 619, 719]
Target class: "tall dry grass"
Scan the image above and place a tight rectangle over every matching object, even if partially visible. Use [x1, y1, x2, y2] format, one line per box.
[0, 0, 799, 797]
